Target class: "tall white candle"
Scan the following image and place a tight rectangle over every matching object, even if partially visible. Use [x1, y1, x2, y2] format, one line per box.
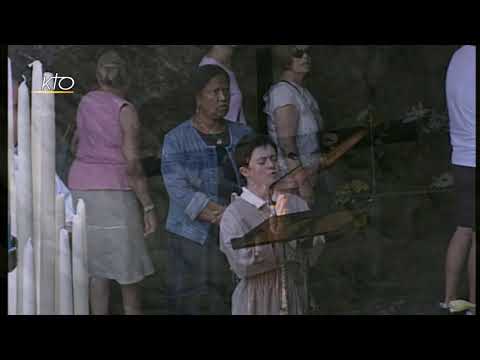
[30, 60, 43, 313]
[7, 57, 18, 314]
[72, 199, 89, 315]
[58, 228, 74, 315]
[55, 194, 66, 314]
[23, 237, 36, 315]
[7, 58, 15, 229]
[8, 268, 17, 315]
[7, 58, 18, 316]
[38, 72, 57, 315]
[16, 78, 33, 315]
[29, 62, 57, 315]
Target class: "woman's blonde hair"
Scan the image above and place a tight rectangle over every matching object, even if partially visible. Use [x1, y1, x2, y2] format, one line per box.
[96, 50, 130, 89]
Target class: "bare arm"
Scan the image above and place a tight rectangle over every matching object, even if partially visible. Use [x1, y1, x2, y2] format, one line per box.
[273, 104, 315, 202]
[274, 104, 302, 171]
[120, 104, 157, 235]
[119, 104, 154, 208]
[70, 130, 79, 156]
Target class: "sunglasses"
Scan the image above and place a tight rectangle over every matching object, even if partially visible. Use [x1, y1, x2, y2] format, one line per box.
[292, 48, 309, 58]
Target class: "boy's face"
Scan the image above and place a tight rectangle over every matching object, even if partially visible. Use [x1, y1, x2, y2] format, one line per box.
[240, 145, 279, 189]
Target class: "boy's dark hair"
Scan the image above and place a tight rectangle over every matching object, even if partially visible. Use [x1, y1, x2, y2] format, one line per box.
[234, 133, 277, 170]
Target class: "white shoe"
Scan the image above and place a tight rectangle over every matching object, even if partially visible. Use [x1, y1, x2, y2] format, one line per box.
[439, 302, 449, 310]
[448, 300, 476, 313]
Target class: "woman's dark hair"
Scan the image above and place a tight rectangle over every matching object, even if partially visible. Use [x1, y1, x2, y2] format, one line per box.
[192, 64, 230, 96]
[234, 133, 278, 170]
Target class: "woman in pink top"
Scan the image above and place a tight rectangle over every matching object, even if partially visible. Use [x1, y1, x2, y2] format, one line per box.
[68, 50, 157, 315]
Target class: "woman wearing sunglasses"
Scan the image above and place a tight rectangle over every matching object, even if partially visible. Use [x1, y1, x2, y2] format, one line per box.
[263, 45, 333, 213]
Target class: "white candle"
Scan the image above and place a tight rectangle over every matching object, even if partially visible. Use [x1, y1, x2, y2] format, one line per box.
[72, 199, 89, 315]
[29, 62, 57, 315]
[30, 60, 43, 313]
[16, 78, 33, 315]
[58, 228, 73, 315]
[23, 237, 36, 315]
[7, 58, 15, 229]
[55, 194, 66, 314]
[7, 57, 18, 314]
[38, 72, 57, 315]
[8, 268, 17, 315]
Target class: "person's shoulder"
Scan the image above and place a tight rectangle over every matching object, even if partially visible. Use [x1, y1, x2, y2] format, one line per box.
[199, 56, 216, 66]
[227, 119, 248, 129]
[264, 82, 298, 105]
[223, 200, 238, 217]
[458, 45, 475, 56]
[222, 198, 244, 225]
[164, 119, 192, 139]
[79, 90, 97, 102]
[451, 45, 475, 65]
[270, 82, 297, 95]
[224, 196, 253, 220]
[84, 90, 115, 100]
[78, 91, 99, 110]
[83, 90, 128, 107]
[84, 90, 100, 97]
[227, 120, 253, 135]
[461, 45, 476, 64]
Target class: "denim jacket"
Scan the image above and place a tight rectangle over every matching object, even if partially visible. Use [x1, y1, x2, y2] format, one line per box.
[161, 119, 253, 245]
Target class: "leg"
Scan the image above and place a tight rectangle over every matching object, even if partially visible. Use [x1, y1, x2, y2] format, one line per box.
[90, 277, 111, 315]
[167, 233, 204, 315]
[207, 236, 231, 315]
[444, 227, 472, 303]
[166, 234, 180, 314]
[468, 232, 475, 304]
[121, 283, 142, 315]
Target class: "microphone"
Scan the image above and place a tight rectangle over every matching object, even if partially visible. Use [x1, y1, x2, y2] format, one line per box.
[268, 153, 302, 206]
[269, 153, 302, 193]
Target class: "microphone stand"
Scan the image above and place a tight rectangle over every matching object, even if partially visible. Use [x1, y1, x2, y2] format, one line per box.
[266, 187, 290, 315]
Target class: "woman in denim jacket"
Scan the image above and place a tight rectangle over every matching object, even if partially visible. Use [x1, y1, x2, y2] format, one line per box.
[162, 65, 252, 314]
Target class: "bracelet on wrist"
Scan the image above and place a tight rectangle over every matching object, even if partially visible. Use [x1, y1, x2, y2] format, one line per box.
[144, 204, 155, 214]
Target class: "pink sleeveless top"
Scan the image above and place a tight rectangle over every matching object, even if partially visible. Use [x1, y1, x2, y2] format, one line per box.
[68, 91, 131, 191]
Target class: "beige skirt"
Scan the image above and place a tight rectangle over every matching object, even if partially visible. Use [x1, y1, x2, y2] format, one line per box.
[73, 190, 155, 285]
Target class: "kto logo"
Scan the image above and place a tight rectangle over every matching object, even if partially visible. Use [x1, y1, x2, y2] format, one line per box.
[33, 73, 76, 94]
